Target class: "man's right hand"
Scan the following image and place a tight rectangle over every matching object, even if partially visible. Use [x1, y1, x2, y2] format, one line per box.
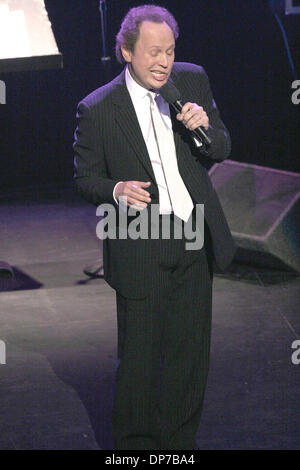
[115, 181, 151, 209]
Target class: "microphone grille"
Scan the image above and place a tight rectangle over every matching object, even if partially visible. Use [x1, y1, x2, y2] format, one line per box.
[159, 81, 181, 104]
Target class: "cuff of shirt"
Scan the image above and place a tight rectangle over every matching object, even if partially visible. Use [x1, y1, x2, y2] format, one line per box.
[113, 181, 124, 204]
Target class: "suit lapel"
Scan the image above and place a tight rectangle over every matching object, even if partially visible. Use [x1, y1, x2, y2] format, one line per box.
[111, 71, 157, 184]
[110, 68, 203, 201]
[170, 104, 204, 202]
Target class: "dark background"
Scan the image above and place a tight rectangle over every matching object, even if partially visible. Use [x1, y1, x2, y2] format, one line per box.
[0, 0, 299, 193]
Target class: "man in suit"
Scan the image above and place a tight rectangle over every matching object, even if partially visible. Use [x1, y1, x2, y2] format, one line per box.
[73, 4, 235, 450]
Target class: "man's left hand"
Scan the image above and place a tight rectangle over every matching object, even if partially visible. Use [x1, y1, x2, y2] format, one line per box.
[176, 103, 209, 131]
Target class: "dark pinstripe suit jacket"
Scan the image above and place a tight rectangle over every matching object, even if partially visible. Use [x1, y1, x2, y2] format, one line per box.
[73, 62, 236, 298]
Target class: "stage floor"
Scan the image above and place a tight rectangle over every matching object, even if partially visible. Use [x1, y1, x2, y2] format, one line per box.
[0, 184, 299, 450]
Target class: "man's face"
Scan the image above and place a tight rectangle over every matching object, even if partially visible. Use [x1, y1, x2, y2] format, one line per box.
[122, 21, 175, 90]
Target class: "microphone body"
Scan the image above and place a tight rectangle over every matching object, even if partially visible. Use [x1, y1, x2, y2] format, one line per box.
[159, 81, 212, 147]
[171, 99, 212, 146]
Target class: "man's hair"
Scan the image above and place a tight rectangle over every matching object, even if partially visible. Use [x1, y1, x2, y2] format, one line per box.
[115, 4, 179, 64]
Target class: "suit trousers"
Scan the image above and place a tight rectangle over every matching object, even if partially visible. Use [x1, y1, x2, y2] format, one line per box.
[112, 214, 213, 450]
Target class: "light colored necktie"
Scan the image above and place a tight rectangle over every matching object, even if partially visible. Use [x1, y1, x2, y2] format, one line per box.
[148, 93, 194, 222]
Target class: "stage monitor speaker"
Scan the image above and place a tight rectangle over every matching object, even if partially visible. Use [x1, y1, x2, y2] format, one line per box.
[0, 261, 14, 279]
[209, 160, 300, 272]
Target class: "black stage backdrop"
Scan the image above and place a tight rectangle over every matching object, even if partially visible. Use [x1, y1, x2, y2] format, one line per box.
[0, 0, 299, 192]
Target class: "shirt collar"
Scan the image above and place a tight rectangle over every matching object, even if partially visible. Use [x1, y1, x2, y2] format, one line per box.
[125, 65, 171, 130]
[125, 65, 157, 102]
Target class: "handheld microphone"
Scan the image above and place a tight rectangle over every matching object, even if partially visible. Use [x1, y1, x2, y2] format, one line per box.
[159, 81, 212, 147]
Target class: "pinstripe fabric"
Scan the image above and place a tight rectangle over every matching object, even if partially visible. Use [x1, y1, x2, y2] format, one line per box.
[73, 62, 236, 449]
[73, 63, 236, 299]
[112, 216, 212, 450]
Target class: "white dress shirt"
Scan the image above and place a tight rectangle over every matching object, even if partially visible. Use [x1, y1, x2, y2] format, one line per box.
[113, 66, 179, 214]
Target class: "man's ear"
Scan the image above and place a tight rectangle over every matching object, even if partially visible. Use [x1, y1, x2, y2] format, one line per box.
[121, 45, 132, 63]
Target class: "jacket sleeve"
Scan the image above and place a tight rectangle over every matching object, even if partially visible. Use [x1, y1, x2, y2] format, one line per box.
[73, 100, 118, 206]
[197, 67, 231, 161]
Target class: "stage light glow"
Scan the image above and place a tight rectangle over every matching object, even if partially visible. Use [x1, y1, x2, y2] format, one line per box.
[285, 0, 300, 14]
[0, 4, 30, 59]
[0, 0, 62, 72]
